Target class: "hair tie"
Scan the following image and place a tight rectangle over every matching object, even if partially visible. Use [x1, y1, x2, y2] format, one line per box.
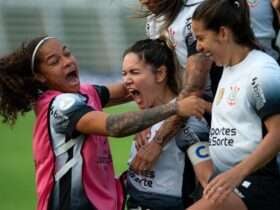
[234, 0, 240, 8]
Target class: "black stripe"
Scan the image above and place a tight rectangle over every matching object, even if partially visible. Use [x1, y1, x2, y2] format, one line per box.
[66, 105, 93, 139]
[47, 96, 57, 210]
[93, 85, 110, 107]
[48, 96, 96, 210]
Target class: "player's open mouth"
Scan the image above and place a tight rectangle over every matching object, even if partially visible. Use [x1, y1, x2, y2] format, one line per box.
[129, 89, 140, 97]
[128, 88, 144, 107]
[66, 69, 79, 83]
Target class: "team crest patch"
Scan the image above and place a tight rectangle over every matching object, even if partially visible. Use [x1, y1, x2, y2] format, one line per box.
[227, 86, 240, 106]
[215, 88, 224, 105]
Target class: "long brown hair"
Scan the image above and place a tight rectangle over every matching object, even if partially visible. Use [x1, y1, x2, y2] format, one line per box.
[192, 0, 259, 49]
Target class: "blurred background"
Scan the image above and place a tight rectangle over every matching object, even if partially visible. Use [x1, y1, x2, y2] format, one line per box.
[0, 0, 144, 209]
[0, 0, 146, 82]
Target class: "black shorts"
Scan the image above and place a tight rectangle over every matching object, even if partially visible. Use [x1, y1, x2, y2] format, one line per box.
[126, 196, 185, 210]
[235, 175, 280, 210]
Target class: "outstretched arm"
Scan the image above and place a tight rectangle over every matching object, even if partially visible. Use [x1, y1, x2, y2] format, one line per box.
[76, 94, 209, 137]
[105, 82, 132, 106]
[131, 53, 212, 172]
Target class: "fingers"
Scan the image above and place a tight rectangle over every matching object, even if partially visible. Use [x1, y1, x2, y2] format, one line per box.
[190, 97, 209, 118]
[192, 106, 204, 119]
[204, 186, 231, 204]
[130, 141, 161, 174]
[130, 156, 153, 175]
[203, 176, 233, 204]
[204, 176, 222, 199]
[177, 95, 210, 118]
[216, 187, 231, 204]
[130, 148, 145, 173]
[134, 129, 150, 150]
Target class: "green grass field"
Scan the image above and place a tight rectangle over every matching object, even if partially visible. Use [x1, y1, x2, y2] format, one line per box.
[0, 102, 137, 210]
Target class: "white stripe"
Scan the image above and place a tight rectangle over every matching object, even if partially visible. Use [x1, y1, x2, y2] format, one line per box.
[55, 156, 78, 181]
[54, 139, 77, 156]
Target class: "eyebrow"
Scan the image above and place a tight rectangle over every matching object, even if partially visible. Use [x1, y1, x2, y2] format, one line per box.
[45, 53, 57, 62]
[44, 45, 68, 61]
[123, 67, 140, 72]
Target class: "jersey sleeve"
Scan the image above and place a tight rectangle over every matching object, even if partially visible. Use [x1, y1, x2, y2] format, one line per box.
[248, 64, 280, 120]
[175, 117, 210, 152]
[93, 85, 110, 107]
[51, 93, 93, 138]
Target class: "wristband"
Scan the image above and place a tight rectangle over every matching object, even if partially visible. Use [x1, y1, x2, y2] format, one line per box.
[187, 142, 210, 165]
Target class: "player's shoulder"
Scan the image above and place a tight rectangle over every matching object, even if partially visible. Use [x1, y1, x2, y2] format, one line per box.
[53, 93, 86, 112]
[249, 50, 279, 67]
[247, 50, 280, 77]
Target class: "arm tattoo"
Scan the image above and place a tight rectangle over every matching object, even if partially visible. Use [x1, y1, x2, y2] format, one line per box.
[154, 115, 185, 146]
[106, 101, 177, 137]
[153, 89, 189, 146]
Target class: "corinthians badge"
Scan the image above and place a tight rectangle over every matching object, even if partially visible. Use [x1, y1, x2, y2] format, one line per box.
[215, 88, 224, 105]
[227, 86, 240, 106]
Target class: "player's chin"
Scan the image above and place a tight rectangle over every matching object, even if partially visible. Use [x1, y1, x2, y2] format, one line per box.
[65, 83, 81, 93]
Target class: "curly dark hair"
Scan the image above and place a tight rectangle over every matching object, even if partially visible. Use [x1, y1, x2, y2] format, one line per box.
[0, 36, 48, 125]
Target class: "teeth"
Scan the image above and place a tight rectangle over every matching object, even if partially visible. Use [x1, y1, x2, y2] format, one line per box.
[131, 90, 139, 96]
[68, 71, 76, 77]
[127, 88, 140, 97]
[205, 52, 211, 57]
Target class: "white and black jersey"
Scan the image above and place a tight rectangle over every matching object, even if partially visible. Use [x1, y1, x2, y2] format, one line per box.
[248, 0, 279, 60]
[47, 85, 109, 210]
[127, 114, 209, 209]
[210, 50, 280, 174]
[145, 0, 213, 100]
[145, 0, 203, 68]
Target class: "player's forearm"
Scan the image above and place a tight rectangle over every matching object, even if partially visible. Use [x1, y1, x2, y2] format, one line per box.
[106, 101, 177, 137]
[193, 160, 214, 188]
[187, 142, 213, 187]
[153, 115, 185, 146]
[106, 83, 132, 107]
[150, 82, 202, 147]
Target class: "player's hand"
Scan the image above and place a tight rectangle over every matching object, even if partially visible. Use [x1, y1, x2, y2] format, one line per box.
[130, 140, 162, 174]
[203, 166, 244, 204]
[177, 96, 211, 119]
[134, 128, 151, 150]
